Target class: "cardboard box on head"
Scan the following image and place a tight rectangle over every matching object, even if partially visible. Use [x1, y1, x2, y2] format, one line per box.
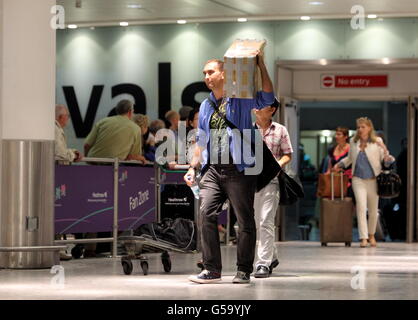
[223, 39, 266, 99]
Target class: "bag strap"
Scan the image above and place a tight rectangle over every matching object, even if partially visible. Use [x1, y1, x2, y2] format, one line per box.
[183, 220, 195, 251]
[207, 98, 239, 130]
[207, 98, 255, 148]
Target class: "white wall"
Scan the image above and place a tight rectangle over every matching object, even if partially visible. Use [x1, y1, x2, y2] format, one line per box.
[56, 18, 418, 151]
[2, 0, 55, 140]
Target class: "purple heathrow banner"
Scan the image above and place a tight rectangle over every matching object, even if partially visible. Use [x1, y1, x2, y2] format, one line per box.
[55, 165, 114, 234]
[54, 165, 155, 234]
[118, 165, 155, 231]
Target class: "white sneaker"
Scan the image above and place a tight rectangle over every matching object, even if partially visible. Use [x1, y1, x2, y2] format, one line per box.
[59, 251, 72, 261]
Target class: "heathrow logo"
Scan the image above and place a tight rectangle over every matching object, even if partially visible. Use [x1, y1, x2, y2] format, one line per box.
[55, 185, 67, 201]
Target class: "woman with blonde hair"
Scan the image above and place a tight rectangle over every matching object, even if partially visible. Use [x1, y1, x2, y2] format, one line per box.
[333, 117, 394, 248]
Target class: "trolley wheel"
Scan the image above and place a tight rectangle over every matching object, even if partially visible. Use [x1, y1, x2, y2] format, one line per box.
[161, 251, 171, 273]
[71, 245, 84, 259]
[141, 261, 149, 275]
[121, 259, 133, 275]
[321, 243, 327, 247]
[345, 242, 351, 247]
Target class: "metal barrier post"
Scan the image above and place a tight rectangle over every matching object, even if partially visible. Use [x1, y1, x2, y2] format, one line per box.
[155, 164, 161, 223]
[112, 158, 119, 257]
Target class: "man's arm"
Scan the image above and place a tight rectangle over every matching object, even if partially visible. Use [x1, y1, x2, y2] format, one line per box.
[184, 145, 203, 186]
[84, 144, 91, 157]
[55, 126, 77, 162]
[252, 50, 275, 110]
[126, 154, 146, 163]
[84, 122, 99, 157]
[278, 154, 292, 168]
[257, 50, 274, 93]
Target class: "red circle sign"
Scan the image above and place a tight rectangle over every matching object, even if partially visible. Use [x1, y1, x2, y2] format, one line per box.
[323, 76, 333, 87]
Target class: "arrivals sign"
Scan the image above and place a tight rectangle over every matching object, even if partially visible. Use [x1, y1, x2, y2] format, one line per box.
[321, 74, 388, 88]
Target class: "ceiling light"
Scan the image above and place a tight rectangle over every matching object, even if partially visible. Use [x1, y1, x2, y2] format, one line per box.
[177, 20, 187, 24]
[120, 22, 129, 27]
[300, 16, 311, 21]
[127, 4, 142, 9]
[367, 14, 378, 19]
[237, 18, 247, 22]
[67, 24, 78, 29]
[319, 59, 327, 65]
[381, 57, 390, 64]
[308, 1, 324, 5]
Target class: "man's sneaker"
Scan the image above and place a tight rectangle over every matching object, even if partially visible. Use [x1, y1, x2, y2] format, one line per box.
[254, 265, 270, 278]
[59, 251, 72, 261]
[232, 271, 251, 284]
[189, 270, 221, 284]
[269, 259, 279, 275]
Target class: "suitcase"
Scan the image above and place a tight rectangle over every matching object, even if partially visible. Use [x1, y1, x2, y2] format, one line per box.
[317, 172, 348, 198]
[320, 172, 353, 247]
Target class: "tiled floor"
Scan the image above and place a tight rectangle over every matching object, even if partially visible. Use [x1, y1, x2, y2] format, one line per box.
[1, 241, 418, 300]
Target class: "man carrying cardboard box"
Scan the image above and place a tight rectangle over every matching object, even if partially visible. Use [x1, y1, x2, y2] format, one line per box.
[185, 47, 275, 284]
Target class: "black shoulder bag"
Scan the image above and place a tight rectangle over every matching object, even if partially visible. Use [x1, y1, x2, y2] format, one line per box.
[207, 99, 281, 192]
[376, 161, 402, 199]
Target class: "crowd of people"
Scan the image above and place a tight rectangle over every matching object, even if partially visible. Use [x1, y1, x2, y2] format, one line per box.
[54, 51, 402, 285]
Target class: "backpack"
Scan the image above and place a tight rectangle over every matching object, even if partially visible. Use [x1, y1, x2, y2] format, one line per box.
[135, 218, 197, 251]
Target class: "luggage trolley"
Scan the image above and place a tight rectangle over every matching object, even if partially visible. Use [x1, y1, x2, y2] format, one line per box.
[119, 164, 199, 275]
[119, 234, 196, 275]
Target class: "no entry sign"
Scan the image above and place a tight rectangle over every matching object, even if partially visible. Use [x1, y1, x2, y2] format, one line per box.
[321, 74, 388, 88]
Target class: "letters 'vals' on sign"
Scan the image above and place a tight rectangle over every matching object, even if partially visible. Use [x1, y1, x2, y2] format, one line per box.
[62, 63, 210, 138]
[321, 74, 388, 89]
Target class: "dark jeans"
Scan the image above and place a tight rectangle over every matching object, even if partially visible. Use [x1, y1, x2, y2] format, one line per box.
[199, 164, 256, 274]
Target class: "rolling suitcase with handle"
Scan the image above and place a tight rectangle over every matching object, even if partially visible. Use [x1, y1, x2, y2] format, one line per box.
[320, 172, 353, 247]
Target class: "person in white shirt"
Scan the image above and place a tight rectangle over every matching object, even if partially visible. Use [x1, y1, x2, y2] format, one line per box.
[334, 117, 394, 248]
[253, 98, 293, 278]
[54, 104, 83, 260]
[55, 104, 83, 165]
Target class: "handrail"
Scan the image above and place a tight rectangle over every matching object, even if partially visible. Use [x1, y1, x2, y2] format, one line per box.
[77, 157, 153, 165]
[77, 157, 116, 163]
[0, 246, 67, 252]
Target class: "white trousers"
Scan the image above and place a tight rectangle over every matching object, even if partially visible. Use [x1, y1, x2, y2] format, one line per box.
[352, 177, 379, 240]
[254, 178, 280, 268]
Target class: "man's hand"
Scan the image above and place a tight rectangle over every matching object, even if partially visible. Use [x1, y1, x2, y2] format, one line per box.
[256, 49, 265, 67]
[184, 168, 195, 187]
[74, 150, 83, 162]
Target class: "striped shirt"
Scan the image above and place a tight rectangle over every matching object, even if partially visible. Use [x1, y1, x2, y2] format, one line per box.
[255, 121, 293, 160]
